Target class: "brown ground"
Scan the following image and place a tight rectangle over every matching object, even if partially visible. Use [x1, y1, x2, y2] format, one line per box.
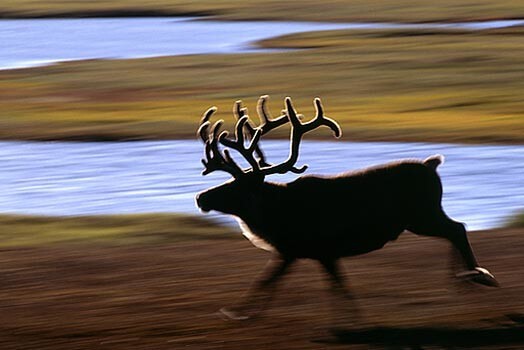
[1, 228, 523, 350]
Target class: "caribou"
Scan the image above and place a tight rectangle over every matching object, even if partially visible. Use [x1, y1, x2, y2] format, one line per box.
[195, 95, 498, 324]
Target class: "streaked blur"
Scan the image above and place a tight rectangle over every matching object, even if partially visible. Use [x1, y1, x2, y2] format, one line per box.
[1, 3, 523, 349]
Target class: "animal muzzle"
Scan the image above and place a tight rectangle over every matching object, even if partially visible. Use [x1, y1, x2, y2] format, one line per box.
[195, 193, 210, 213]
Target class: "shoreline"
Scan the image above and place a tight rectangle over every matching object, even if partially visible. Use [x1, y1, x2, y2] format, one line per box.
[0, 213, 236, 247]
[0, 213, 519, 248]
[0, 132, 522, 146]
[1, 9, 523, 24]
[0, 119, 522, 145]
[2, 17, 523, 74]
[0, 10, 214, 20]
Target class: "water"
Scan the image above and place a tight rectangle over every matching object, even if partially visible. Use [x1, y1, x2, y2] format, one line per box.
[0, 140, 522, 231]
[2, 17, 524, 69]
[1, 18, 523, 229]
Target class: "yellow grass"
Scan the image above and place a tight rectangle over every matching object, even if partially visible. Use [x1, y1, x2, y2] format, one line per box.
[506, 210, 524, 229]
[0, 214, 235, 247]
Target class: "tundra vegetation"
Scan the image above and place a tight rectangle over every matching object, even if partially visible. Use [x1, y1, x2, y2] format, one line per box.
[506, 211, 524, 229]
[2, 0, 524, 22]
[1, 28, 524, 143]
[0, 214, 233, 247]
[0, 211, 522, 247]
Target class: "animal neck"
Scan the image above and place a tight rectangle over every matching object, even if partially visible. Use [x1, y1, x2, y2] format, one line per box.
[235, 181, 286, 226]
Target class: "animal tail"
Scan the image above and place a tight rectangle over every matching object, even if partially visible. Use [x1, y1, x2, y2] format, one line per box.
[423, 154, 445, 170]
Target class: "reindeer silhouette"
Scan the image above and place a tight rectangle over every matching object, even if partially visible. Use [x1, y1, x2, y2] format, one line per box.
[195, 95, 498, 324]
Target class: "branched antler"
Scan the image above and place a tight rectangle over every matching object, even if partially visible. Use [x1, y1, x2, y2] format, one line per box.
[232, 95, 287, 168]
[197, 107, 243, 177]
[198, 96, 342, 179]
[258, 97, 342, 175]
[219, 116, 263, 172]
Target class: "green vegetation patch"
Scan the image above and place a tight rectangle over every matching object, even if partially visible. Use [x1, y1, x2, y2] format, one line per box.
[0, 214, 236, 247]
[505, 210, 524, 229]
[2, 28, 524, 143]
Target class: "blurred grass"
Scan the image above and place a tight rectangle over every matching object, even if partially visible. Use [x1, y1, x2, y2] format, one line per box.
[0, 209, 521, 247]
[0, 214, 236, 247]
[2, 0, 524, 22]
[506, 211, 524, 229]
[1, 28, 524, 143]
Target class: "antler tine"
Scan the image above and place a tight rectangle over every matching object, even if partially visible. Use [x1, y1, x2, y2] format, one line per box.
[198, 110, 243, 177]
[227, 96, 295, 171]
[232, 99, 269, 167]
[259, 97, 341, 176]
[201, 120, 223, 175]
[197, 106, 217, 142]
[231, 96, 294, 169]
[259, 97, 308, 174]
[202, 106, 216, 124]
[310, 97, 342, 138]
[256, 95, 289, 134]
[251, 95, 290, 168]
[219, 116, 262, 172]
[233, 100, 256, 135]
[197, 121, 210, 144]
[285, 97, 342, 137]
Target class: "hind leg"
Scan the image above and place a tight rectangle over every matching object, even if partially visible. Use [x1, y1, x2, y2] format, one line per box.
[408, 212, 498, 287]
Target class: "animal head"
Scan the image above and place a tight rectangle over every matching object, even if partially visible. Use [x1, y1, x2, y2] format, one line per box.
[195, 95, 342, 216]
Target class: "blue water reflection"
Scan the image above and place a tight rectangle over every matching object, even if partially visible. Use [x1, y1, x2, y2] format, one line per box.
[2, 18, 524, 69]
[0, 140, 522, 230]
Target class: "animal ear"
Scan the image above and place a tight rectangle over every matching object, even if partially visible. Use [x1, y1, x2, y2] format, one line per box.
[423, 154, 445, 170]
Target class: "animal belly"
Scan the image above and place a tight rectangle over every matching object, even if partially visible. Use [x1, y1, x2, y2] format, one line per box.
[234, 217, 276, 252]
[294, 224, 404, 259]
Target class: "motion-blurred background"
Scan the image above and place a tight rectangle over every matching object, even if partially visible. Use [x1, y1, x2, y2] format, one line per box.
[0, 1, 523, 349]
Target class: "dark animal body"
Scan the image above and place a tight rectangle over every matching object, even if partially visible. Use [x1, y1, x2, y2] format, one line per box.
[201, 158, 447, 260]
[262, 159, 445, 259]
[196, 96, 498, 323]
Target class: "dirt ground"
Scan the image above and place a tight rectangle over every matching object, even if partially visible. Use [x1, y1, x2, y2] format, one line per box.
[1, 228, 523, 350]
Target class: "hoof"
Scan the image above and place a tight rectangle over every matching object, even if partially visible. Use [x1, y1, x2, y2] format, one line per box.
[456, 267, 499, 287]
[218, 307, 251, 321]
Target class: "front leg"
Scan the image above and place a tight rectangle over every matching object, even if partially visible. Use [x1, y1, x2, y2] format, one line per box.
[320, 259, 361, 330]
[220, 255, 294, 320]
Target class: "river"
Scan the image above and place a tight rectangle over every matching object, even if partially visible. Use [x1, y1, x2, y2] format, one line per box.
[1, 18, 523, 229]
[2, 17, 524, 69]
[0, 140, 522, 231]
